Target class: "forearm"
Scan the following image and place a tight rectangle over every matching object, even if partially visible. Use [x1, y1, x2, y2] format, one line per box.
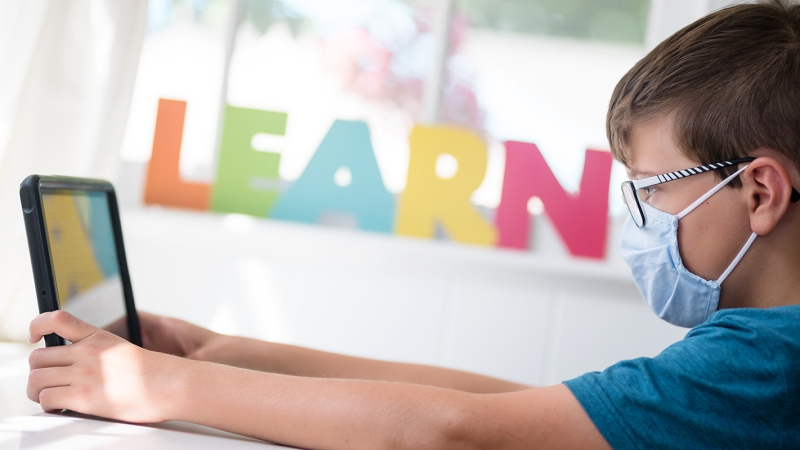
[29, 311, 610, 450]
[203, 336, 529, 393]
[170, 359, 471, 449]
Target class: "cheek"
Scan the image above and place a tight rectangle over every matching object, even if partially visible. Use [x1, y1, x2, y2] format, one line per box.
[677, 191, 751, 279]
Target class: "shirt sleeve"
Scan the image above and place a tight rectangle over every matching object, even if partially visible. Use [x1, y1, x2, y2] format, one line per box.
[563, 315, 789, 450]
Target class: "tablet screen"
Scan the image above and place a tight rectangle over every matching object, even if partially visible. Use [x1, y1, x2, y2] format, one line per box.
[40, 189, 126, 329]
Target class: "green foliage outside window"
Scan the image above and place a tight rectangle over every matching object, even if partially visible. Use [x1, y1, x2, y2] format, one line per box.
[457, 0, 651, 44]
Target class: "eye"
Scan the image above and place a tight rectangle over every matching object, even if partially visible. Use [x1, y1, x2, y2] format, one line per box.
[640, 186, 657, 200]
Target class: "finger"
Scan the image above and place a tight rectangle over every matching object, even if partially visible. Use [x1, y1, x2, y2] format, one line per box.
[30, 311, 97, 344]
[28, 346, 75, 370]
[139, 315, 189, 355]
[137, 311, 159, 323]
[102, 316, 129, 340]
[137, 311, 183, 338]
[136, 312, 162, 342]
[27, 367, 71, 403]
[38, 386, 84, 413]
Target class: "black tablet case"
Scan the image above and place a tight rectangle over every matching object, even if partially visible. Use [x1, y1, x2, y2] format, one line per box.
[20, 175, 142, 347]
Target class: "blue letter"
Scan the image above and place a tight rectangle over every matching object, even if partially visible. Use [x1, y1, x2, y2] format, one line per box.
[269, 120, 395, 232]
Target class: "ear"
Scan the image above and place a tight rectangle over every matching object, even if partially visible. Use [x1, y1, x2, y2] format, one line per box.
[742, 157, 795, 235]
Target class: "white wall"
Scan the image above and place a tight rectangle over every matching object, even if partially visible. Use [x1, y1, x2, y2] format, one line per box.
[121, 203, 687, 386]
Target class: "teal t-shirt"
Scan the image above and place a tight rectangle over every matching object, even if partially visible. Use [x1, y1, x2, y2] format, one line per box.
[564, 306, 800, 450]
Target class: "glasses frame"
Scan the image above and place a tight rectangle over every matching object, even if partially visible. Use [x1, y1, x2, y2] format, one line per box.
[621, 157, 800, 228]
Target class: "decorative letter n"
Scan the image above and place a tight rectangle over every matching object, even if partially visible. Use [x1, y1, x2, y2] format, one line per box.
[495, 141, 612, 259]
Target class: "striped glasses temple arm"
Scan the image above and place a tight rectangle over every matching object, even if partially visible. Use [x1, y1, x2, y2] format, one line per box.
[631, 157, 757, 189]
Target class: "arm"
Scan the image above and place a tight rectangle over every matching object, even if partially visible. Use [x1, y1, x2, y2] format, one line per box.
[131, 312, 528, 393]
[28, 311, 610, 450]
[197, 337, 528, 394]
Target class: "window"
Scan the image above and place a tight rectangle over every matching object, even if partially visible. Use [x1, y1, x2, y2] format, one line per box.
[122, 0, 670, 220]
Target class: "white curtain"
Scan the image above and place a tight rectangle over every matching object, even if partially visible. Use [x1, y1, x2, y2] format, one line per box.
[0, 0, 147, 341]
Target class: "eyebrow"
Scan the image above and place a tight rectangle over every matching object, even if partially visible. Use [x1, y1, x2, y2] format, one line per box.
[627, 168, 658, 178]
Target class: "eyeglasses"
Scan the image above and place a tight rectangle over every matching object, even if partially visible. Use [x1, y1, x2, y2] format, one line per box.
[622, 157, 800, 228]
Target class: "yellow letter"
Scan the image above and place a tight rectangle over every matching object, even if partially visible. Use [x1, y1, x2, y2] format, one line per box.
[396, 125, 497, 246]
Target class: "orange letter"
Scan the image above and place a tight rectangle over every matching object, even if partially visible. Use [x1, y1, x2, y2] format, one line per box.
[143, 98, 211, 210]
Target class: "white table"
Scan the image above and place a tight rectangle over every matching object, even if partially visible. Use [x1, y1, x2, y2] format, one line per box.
[0, 344, 41, 420]
[0, 412, 297, 449]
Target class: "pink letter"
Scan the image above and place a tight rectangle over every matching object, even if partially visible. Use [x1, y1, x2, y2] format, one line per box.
[496, 141, 613, 259]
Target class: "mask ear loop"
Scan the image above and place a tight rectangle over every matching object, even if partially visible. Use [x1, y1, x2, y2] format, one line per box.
[677, 165, 750, 219]
[672, 164, 757, 286]
[716, 232, 757, 285]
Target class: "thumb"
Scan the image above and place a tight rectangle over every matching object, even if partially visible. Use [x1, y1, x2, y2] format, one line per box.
[30, 311, 98, 344]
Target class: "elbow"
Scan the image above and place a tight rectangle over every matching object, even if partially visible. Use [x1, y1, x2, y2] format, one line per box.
[393, 395, 483, 450]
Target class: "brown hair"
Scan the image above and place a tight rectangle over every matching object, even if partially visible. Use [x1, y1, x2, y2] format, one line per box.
[608, 0, 800, 185]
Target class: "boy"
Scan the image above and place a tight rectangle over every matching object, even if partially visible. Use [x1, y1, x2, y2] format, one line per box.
[25, 1, 800, 448]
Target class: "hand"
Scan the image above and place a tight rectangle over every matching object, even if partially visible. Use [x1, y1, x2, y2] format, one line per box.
[106, 311, 268, 372]
[27, 311, 187, 423]
[104, 311, 226, 361]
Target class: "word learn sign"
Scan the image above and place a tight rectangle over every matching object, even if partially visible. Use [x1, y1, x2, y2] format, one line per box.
[144, 99, 613, 259]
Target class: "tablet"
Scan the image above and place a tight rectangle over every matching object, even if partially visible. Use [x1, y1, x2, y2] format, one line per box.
[20, 175, 142, 347]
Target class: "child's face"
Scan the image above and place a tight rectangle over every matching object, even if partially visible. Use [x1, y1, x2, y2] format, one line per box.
[624, 115, 754, 282]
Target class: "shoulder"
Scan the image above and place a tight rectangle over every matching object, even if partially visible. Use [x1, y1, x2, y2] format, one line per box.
[689, 306, 800, 358]
[702, 304, 800, 334]
[564, 305, 800, 450]
[639, 305, 800, 382]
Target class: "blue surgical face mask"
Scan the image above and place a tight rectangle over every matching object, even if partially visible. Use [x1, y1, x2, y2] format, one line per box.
[619, 165, 758, 328]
